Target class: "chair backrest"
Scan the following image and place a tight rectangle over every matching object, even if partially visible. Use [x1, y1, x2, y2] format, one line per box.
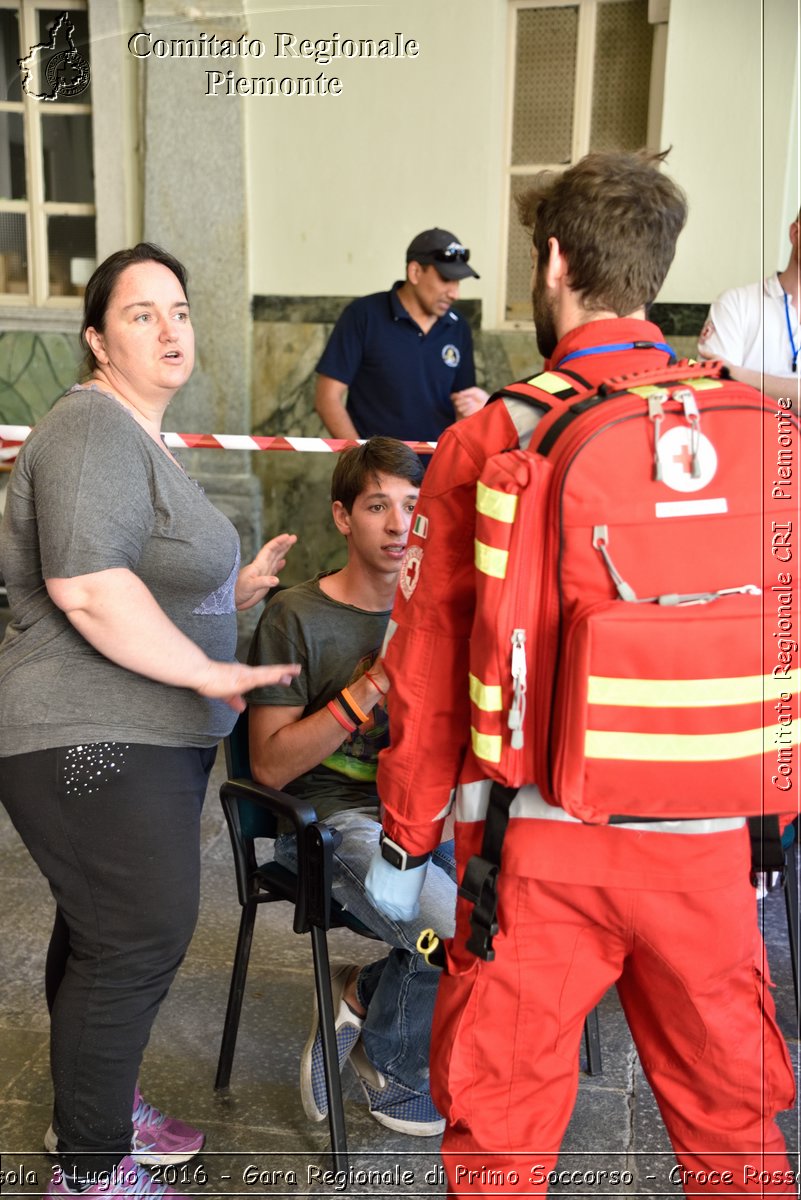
[224, 710, 280, 841]
[224, 709, 253, 780]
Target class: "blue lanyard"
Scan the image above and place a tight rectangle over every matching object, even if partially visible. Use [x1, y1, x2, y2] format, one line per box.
[782, 287, 798, 372]
[556, 340, 676, 368]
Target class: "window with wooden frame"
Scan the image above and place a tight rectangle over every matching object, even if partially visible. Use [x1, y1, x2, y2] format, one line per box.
[0, 1, 95, 307]
[503, 0, 666, 324]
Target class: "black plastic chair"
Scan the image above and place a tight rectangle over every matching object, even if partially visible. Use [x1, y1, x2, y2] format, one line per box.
[214, 710, 378, 1171]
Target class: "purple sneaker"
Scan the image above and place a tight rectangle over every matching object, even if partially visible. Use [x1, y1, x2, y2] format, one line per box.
[44, 1154, 188, 1197]
[128, 1089, 205, 1165]
[44, 1089, 204, 1166]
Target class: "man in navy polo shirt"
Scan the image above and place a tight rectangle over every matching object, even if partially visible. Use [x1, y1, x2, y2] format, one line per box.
[314, 229, 489, 441]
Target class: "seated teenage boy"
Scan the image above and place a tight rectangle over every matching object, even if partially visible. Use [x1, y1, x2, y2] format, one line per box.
[247, 437, 456, 1136]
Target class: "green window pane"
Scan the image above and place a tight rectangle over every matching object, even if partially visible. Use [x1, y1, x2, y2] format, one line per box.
[0, 7, 22, 102]
[42, 113, 94, 202]
[0, 112, 25, 199]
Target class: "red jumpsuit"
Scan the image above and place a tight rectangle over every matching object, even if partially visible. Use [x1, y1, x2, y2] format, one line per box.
[377, 318, 797, 1197]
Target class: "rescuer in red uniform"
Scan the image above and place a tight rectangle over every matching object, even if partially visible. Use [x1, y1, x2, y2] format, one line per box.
[365, 151, 797, 1197]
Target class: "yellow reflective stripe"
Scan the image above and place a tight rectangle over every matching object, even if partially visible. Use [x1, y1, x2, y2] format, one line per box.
[476, 480, 518, 524]
[585, 720, 801, 763]
[475, 539, 508, 579]
[628, 377, 723, 399]
[525, 371, 575, 394]
[469, 673, 503, 712]
[588, 670, 801, 708]
[629, 384, 669, 398]
[471, 727, 503, 763]
[688, 377, 723, 390]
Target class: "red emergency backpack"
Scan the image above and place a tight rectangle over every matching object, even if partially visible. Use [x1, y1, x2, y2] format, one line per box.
[468, 360, 799, 824]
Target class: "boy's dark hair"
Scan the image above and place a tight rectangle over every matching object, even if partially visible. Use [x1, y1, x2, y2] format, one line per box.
[80, 242, 189, 375]
[517, 150, 687, 316]
[331, 437, 424, 512]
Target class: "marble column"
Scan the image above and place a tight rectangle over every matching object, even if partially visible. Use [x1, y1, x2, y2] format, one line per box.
[141, 0, 261, 594]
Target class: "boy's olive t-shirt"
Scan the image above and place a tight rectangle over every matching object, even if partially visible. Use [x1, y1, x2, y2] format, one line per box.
[248, 575, 390, 820]
[0, 386, 242, 754]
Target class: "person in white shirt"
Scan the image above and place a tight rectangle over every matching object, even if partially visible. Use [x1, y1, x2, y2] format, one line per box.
[698, 208, 799, 408]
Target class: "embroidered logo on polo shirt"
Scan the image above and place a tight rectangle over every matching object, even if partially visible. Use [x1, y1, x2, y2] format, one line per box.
[442, 344, 460, 368]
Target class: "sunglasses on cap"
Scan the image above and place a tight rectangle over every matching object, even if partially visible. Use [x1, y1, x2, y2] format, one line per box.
[431, 245, 470, 264]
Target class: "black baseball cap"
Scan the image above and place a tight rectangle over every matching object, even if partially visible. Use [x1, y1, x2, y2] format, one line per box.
[406, 228, 480, 280]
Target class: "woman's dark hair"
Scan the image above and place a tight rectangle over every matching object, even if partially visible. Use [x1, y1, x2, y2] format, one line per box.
[80, 242, 189, 375]
[331, 437, 424, 512]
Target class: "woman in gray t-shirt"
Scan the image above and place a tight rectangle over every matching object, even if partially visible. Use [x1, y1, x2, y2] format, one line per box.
[0, 244, 299, 1200]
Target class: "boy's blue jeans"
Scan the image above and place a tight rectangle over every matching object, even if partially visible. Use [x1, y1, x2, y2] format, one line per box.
[275, 806, 457, 1097]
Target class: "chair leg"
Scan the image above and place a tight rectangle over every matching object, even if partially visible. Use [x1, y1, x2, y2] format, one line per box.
[584, 1007, 603, 1076]
[783, 845, 800, 1021]
[216, 900, 258, 1091]
[310, 924, 349, 1172]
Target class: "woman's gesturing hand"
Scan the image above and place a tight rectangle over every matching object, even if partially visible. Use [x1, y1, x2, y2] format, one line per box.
[235, 533, 298, 611]
[196, 660, 301, 712]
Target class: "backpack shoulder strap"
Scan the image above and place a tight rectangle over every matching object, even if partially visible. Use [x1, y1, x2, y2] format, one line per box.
[487, 368, 597, 447]
[489, 366, 595, 411]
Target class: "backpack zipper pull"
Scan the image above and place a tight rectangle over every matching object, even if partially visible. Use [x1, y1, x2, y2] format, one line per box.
[508, 628, 527, 749]
[648, 393, 667, 481]
[592, 526, 638, 602]
[674, 387, 702, 478]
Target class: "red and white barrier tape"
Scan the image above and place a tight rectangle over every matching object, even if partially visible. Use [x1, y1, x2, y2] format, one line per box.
[0, 427, 437, 463]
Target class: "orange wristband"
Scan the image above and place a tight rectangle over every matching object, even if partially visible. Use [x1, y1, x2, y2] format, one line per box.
[340, 686, 368, 724]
